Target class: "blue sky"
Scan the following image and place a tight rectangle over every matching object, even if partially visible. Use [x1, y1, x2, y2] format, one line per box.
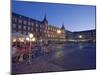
[12, 1, 96, 32]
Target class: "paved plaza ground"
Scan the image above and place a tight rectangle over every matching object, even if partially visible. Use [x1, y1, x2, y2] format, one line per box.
[12, 42, 96, 74]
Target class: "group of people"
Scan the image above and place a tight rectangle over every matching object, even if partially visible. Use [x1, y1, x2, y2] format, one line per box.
[12, 41, 52, 63]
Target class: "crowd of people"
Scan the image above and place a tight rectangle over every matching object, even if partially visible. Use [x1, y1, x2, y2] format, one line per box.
[12, 41, 53, 63]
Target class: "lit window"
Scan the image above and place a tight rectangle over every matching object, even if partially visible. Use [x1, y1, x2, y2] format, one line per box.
[48, 27, 50, 30]
[53, 35, 55, 37]
[40, 25, 41, 28]
[51, 27, 52, 30]
[48, 34, 50, 37]
[50, 35, 51, 37]
[51, 35, 52, 37]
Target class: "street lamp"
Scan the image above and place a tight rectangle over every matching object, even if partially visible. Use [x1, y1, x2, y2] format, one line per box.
[57, 30, 61, 42]
[18, 37, 25, 62]
[13, 38, 16, 42]
[26, 37, 30, 41]
[78, 35, 83, 42]
[78, 35, 82, 39]
[31, 38, 36, 42]
[27, 33, 35, 64]
[19, 37, 24, 46]
[12, 38, 17, 47]
[29, 33, 33, 38]
[19, 38, 24, 42]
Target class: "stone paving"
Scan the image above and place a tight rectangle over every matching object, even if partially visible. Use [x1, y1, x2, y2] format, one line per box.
[12, 43, 96, 74]
[12, 55, 65, 74]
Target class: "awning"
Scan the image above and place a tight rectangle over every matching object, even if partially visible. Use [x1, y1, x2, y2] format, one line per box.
[12, 32, 27, 38]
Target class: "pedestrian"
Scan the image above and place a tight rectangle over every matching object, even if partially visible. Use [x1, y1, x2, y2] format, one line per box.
[12, 45, 17, 63]
[12, 45, 17, 57]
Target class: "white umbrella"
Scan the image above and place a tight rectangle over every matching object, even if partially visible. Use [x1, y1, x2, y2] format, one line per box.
[12, 32, 28, 43]
[12, 32, 27, 38]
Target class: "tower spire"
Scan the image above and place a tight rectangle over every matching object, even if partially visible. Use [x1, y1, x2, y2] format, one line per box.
[61, 23, 65, 30]
[43, 13, 48, 24]
[43, 13, 47, 21]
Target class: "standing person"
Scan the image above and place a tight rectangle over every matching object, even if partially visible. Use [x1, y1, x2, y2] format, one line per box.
[31, 43, 36, 58]
[43, 40, 49, 55]
[16, 44, 25, 63]
[23, 44, 29, 61]
[12, 45, 17, 63]
[12, 45, 17, 57]
[15, 45, 21, 63]
[19, 44, 26, 62]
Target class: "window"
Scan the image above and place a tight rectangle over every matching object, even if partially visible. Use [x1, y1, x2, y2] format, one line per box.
[13, 24, 16, 29]
[32, 27, 34, 31]
[53, 35, 54, 37]
[53, 28, 55, 31]
[23, 26, 26, 30]
[23, 31, 26, 35]
[18, 25, 22, 29]
[28, 21, 31, 25]
[12, 29, 16, 33]
[24, 20, 27, 25]
[31, 22, 34, 26]
[50, 27, 52, 30]
[44, 30, 46, 33]
[47, 27, 49, 30]
[19, 30, 22, 34]
[39, 25, 41, 28]
[45, 34, 47, 37]
[36, 29, 38, 32]
[12, 17, 14, 22]
[18, 19, 22, 24]
[30, 27, 32, 31]
[15, 17, 17, 23]
[36, 24, 38, 27]
[48, 34, 50, 37]
[28, 27, 30, 31]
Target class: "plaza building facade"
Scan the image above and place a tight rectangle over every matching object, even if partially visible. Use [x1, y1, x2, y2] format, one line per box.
[73, 29, 96, 42]
[65, 29, 96, 42]
[12, 12, 66, 43]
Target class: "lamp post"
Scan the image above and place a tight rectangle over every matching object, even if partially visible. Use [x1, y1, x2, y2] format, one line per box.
[78, 35, 83, 42]
[13, 38, 17, 42]
[78, 35, 82, 39]
[19, 37, 24, 45]
[12, 38, 17, 46]
[26, 33, 35, 64]
[18, 37, 24, 62]
[57, 30, 61, 42]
